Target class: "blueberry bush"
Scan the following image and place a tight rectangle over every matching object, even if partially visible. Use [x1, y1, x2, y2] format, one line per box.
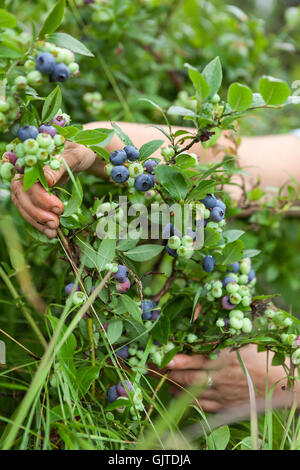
[1, 0, 300, 451]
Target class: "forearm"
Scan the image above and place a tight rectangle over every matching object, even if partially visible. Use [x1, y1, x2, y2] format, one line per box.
[83, 121, 300, 191]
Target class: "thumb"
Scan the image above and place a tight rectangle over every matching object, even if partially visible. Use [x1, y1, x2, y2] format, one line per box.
[44, 162, 67, 187]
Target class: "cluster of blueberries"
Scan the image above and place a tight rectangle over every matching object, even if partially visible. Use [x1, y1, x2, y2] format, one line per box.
[105, 145, 158, 192]
[0, 113, 69, 181]
[0, 94, 19, 129]
[107, 380, 132, 403]
[83, 92, 104, 116]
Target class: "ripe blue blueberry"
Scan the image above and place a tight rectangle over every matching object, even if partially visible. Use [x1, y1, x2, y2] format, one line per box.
[144, 159, 158, 174]
[124, 145, 140, 161]
[166, 245, 178, 258]
[17, 125, 38, 142]
[141, 299, 157, 320]
[111, 165, 130, 183]
[50, 63, 70, 82]
[115, 345, 130, 359]
[230, 262, 240, 273]
[107, 385, 120, 403]
[65, 283, 80, 296]
[151, 310, 160, 321]
[113, 265, 128, 283]
[134, 174, 155, 192]
[216, 199, 226, 212]
[201, 193, 217, 209]
[39, 124, 57, 137]
[202, 255, 216, 272]
[35, 52, 56, 74]
[210, 206, 225, 222]
[110, 149, 127, 165]
[117, 380, 132, 397]
[248, 269, 256, 282]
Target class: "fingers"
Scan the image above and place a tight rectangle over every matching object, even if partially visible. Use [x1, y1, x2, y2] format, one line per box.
[166, 354, 207, 370]
[167, 369, 208, 387]
[30, 183, 64, 215]
[196, 399, 221, 413]
[15, 199, 57, 239]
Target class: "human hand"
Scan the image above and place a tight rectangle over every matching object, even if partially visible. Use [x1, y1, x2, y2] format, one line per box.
[11, 141, 96, 239]
[166, 345, 290, 412]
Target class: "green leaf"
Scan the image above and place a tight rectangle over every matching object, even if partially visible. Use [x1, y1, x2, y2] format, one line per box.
[39, 0, 65, 38]
[207, 426, 230, 450]
[0, 9, 17, 28]
[154, 165, 189, 201]
[77, 365, 100, 395]
[117, 238, 139, 251]
[71, 129, 114, 146]
[48, 315, 76, 362]
[271, 352, 286, 367]
[185, 64, 210, 101]
[244, 249, 261, 258]
[23, 166, 39, 191]
[187, 179, 216, 201]
[227, 83, 253, 111]
[223, 230, 245, 243]
[175, 154, 197, 169]
[42, 86, 62, 123]
[202, 57, 223, 98]
[49, 32, 94, 56]
[62, 178, 83, 217]
[139, 140, 164, 160]
[167, 106, 196, 117]
[259, 76, 290, 106]
[152, 316, 170, 345]
[107, 320, 123, 344]
[97, 238, 116, 271]
[118, 295, 143, 324]
[204, 227, 221, 247]
[222, 240, 244, 265]
[124, 244, 164, 262]
[111, 122, 133, 146]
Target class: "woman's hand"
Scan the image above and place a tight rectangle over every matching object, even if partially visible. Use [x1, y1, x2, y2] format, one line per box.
[11, 141, 96, 239]
[166, 345, 290, 412]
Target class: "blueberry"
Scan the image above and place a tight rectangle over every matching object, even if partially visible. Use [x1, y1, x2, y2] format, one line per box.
[107, 385, 120, 403]
[124, 145, 140, 161]
[248, 269, 256, 282]
[3, 151, 17, 165]
[65, 283, 79, 296]
[17, 125, 38, 142]
[50, 63, 70, 82]
[230, 262, 240, 273]
[144, 159, 158, 174]
[166, 245, 178, 258]
[114, 265, 128, 283]
[35, 52, 56, 74]
[216, 199, 226, 212]
[151, 310, 160, 321]
[141, 300, 157, 320]
[222, 276, 235, 288]
[201, 193, 217, 209]
[162, 223, 175, 239]
[202, 255, 216, 272]
[116, 278, 131, 293]
[222, 295, 236, 310]
[111, 165, 130, 183]
[110, 149, 127, 165]
[115, 345, 130, 360]
[210, 206, 225, 222]
[117, 380, 132, 397]
[134, 174, 155, 192]
[186, 229, 196, 241]
[51, 114, 66, 127]
[39, 124, 57, 137]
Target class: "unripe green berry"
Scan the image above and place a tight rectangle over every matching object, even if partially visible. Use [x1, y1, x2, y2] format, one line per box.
[229, 317, 243, 330]
[164, 342, 175, 353]
[151, 352, 162, 366]
[54, 134, 65, 147]
[240, 262, 251, 275]
[37, 149, 49, 161]
[0, 162, 14, 180]
[145, 320, 152, 329]
[229, 293, 242, 305]
[25, 155, 37, 167]
[129, 162, 143, 177]
[15, 143, 25, 158]
[226, 282, 239, 294]
[168, 235, 181, 249]
[0, 99, 9, 112]
[181, 235, 193, 246]
[24, 59, 36, 71]
[212, 286, 222, 298]
[239, 274, 249, 285]
[72, 291, 87, 306]
[187, 333, 198, 343]
[14, 76, 27, 90]
[128, 357, 139, 367]
[161, 146, 175, 160]
[216, 318, 225, 328]
[282, 317, 293, 328]
[27, 70, 43, 87]
[241, 318, 252, 333]
[49, 159, 61, 170]
[136, 349, 144, 359]
[0, 112, 7, 125]
[211, 93, 221, 104]
[265, 308, 276, 319]
[23, 139, 39, 155]
[204, 208, 211, 219]
[36, 133, 53, 148]
[69, 62, 80, 75]
[242, 296, 251, 307]
[229, 310, 244, 320]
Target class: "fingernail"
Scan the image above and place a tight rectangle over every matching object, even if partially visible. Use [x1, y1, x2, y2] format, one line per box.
[53, 206, 62, 215]
[44, 228, 55, 238]
[167, 360, 175, 368]
[47, 221, 57, 229]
